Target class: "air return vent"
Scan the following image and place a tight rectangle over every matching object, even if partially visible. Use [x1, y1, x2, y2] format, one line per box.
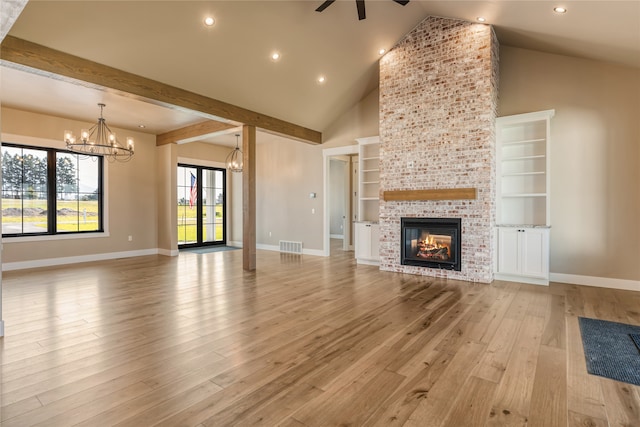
[279, 240, 303, 254]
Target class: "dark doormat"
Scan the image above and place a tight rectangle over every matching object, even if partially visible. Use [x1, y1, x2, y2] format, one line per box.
[578, 317, 640, 386]
[631, 334, 640, 352]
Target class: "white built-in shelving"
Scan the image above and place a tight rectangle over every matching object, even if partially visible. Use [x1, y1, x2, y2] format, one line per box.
[357, 136, 380, 222]
[495, 110, 554, 286]
[355, 136, 380, 265]
[496, 110, 554, 227]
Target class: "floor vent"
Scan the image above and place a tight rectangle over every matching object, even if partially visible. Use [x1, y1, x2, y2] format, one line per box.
[279, 240, 303, 254]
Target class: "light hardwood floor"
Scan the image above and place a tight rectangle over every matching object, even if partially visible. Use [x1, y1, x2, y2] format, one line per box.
[1, 243, 639, 426]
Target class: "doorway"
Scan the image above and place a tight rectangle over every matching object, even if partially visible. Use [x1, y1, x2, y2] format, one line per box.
[323, 144, 359, 256]
[329, 156, 358, 254]
[177, 164, 226, 248]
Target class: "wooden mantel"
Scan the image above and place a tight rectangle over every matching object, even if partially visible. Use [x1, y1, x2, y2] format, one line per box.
[382, 188, 477, 201]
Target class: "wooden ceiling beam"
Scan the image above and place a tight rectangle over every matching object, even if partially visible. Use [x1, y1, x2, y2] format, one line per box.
[156, 120, 237, 146]
[0, 36, 322, 145]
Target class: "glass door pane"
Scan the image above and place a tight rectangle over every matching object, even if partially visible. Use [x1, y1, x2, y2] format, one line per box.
[202, 169, 224, 243]
[177, 165, 198, 245]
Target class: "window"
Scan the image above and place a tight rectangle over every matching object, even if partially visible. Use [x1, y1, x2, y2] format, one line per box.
[2, 143, 103, 236]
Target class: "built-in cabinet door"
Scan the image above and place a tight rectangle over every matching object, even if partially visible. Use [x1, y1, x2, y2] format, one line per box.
[497, 227, 549, 280]
[355, 222, 380, 263]
[521, 228, 549, 278]
[497, 227, 520, 275]
[355, 222, 371, 260]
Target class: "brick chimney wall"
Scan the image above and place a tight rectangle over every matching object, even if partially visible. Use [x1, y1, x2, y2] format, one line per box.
[379, 16, 499, 283]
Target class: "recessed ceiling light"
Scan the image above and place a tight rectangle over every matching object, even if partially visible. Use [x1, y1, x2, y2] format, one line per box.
[553, 6, 567, 13]
[204, 16, 215, 26]
[138, 124, 146, 129]
[378, 48, 386, 55]
[317, 75, 326, 84]
[271, 51, 281, 62]
[477, 17, 486, 23]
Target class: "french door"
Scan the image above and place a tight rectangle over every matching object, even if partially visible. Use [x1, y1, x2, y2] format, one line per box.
[177, 164, 226, 247]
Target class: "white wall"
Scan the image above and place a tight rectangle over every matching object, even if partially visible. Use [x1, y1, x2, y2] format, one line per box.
[499, 46, 640, 283]
[254, 135, 324, 251]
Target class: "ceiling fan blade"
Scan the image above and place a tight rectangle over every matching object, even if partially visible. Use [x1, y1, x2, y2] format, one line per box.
[356, 0, 366, 20]
[393, 0, 410, 5]
[315, 0, 335, 12]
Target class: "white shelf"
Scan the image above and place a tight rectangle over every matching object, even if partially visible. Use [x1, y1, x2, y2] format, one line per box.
[362, 168, 380, 173]
[362, 181, 380, 185]
[502, 138, 546, 146]
[362, 156, 380, 161]
[360, 197, 379, 201]
[502, 154, 546, 161]
[502, 193, 547, 198]
[502, 171, 545, 177]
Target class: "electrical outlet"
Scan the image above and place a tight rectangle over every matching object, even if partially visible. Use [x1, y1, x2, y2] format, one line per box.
[128, 235, 133, 241]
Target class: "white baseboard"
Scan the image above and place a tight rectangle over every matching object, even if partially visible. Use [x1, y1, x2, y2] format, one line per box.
[303, 248, 325, 257]
[2, 248, 160, 271]
[229, 241, 324, 256]
[256, 243, 278, 252]
[0, 320, 4, 337]
[158, 248, 179, 257]
[550, 273, 640, 292]
[356, 258, 380, 266]
[494, 273, 549, 286]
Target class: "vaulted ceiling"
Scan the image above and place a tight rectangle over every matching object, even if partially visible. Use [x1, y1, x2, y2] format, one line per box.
[2, 1, 639, 145]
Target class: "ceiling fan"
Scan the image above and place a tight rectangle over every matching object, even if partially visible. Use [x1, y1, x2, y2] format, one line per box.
[315, 0, 410, 21]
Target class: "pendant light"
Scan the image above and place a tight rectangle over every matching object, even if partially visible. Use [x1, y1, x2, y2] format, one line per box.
[226, 133, 243, 172]
[63, 103, 134, 162]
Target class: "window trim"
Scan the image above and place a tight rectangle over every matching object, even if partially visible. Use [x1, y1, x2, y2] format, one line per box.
[2, 139, 105, 238]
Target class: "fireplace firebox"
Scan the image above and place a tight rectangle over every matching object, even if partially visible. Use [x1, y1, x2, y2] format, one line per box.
[401, 217, 462, 271]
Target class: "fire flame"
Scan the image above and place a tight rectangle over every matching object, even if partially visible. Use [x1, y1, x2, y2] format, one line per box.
[416, 234, 451, 260]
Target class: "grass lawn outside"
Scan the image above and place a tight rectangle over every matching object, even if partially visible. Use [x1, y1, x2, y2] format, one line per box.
[2, 199, 224, 238]
[2, 198, 101, 232]
[178, 203, 224, 244]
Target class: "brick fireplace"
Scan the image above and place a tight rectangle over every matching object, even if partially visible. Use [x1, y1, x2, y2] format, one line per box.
[379, 16, 499, 283]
